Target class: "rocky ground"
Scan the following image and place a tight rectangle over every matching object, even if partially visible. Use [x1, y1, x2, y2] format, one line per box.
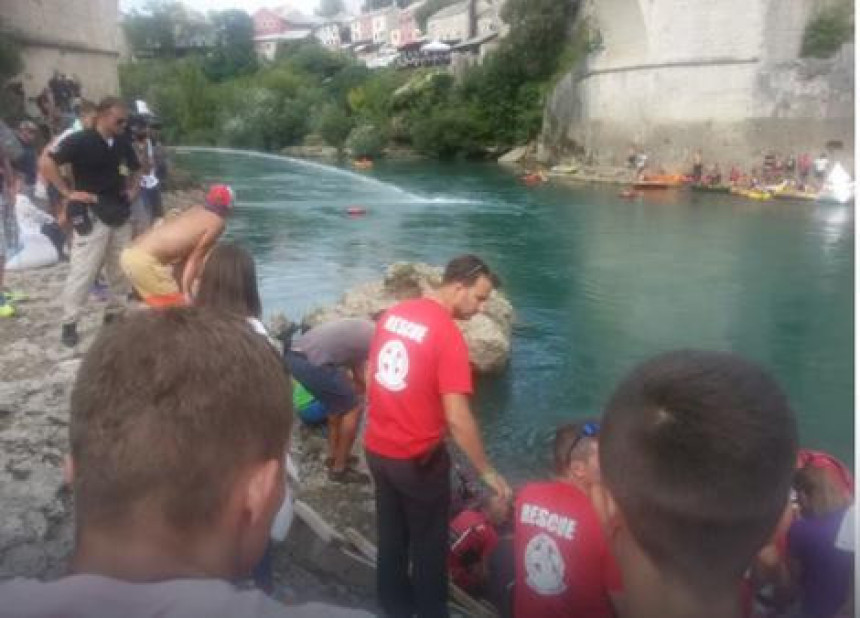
[0, 189, 376, 611]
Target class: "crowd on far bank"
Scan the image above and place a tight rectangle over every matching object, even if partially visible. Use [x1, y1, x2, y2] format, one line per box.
[0, 95, 855, 618]
[626, 146, 845, 195]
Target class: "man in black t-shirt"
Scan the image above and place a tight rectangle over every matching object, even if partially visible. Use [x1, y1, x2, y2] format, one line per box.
[40, 97, 140, 347]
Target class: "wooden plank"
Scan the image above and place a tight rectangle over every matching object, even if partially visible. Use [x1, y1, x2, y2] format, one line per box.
[294, 499, 346, 545]
[344, 527, 378, 562]
[342, 527, 497, 618]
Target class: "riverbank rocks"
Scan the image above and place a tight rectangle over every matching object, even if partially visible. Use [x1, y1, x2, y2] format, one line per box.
[498, 145, 529, 164]
[282, 144, 340, 162]
[303, 262, 515, 374]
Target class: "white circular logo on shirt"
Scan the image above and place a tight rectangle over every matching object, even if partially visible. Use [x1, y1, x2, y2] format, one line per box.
[524, 532, 567, 596]
[375, 340, 409, 392]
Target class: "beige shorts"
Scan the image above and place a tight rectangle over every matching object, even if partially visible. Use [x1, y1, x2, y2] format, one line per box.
[120, 247, 183, 306]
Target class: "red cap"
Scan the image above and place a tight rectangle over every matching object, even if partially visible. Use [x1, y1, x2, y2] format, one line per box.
[206, 184, 234, 210]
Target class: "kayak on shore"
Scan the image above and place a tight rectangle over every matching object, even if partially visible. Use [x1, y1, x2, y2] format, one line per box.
[731, 187, 773, 201]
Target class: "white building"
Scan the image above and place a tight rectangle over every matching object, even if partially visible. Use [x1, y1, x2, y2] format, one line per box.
[426, 0, 471, 43]
[314, 12, 353, 48]
[476, 0, 505, 36]
[252, 7, 321, 60]
[370, 6, 399, 45]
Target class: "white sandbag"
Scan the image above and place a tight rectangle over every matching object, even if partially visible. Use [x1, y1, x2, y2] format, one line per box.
[6, 232, 58, 270]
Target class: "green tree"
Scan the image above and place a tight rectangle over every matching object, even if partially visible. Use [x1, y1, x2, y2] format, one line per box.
[122, 0, 186, 57]
[801, 2, 854, 58]
[500, 0, 577, 80]
[346, 124, 386, 158]
[410, 106, 486, 159]
[317, 104, 355, 152]
[205, 10, 258, 81]
[316, 0, 345, 17]
[277, 40, 351, 79]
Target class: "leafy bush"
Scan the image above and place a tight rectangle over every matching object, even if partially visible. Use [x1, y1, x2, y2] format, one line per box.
[347, 69, 409, 124]
[802, 2, 854, 58]
[204, 9, 258, 81]
[219, 87, 312, 150]
[317, 104, 355, 150]
[346, 124, 386, 159]
[410, 106, 487, 159]
[277, 40, 352, 79]
[391, 70, 454, 112]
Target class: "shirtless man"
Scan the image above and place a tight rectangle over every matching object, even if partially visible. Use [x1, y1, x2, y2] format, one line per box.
[120, 184, 233, 307]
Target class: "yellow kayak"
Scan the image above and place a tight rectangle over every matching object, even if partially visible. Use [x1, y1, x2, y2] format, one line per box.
[773, 188, 817, 202]
[731, 187, 773, 201]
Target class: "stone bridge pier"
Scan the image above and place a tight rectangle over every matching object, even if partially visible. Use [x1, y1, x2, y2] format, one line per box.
[542, 0, 854, 171]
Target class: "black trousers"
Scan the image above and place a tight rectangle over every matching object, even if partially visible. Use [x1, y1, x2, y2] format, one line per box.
[367, 446, 451, 618]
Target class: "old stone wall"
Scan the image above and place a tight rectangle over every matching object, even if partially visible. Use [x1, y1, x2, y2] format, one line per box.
[2, 0, 121, 102]
[540, 0, 854, 171]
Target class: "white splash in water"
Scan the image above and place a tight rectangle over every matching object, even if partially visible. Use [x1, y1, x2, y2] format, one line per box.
[173, 146, 481, 205]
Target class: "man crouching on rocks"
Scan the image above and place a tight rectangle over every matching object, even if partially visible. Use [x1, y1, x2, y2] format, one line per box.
[120, 184, 233, 307]
[0, 307, 372, 618]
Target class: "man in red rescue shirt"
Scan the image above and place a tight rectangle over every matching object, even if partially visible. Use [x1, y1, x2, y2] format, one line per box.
[514, 420, 623, 618]
[365, 254, 512, 618]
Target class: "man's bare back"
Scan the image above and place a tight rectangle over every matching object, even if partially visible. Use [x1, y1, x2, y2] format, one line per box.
[134, 206, 224, 265]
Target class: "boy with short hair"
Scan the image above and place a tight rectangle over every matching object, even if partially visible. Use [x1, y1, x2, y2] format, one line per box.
[597, 350, 798, 618]
[121, 184, 233, 307]
[0, 307, 371, 617]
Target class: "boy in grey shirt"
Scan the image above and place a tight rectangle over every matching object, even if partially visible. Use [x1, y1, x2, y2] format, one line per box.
[288, 318, 376, 484]
[0, 308, 372, 618]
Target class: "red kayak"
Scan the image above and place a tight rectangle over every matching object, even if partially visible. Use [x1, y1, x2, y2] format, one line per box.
[347, 206, 367, 216]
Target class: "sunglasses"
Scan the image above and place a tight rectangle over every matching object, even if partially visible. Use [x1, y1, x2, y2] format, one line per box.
[567, 421, 600, 463]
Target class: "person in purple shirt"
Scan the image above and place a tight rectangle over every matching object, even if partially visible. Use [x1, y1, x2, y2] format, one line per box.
[787, 464, 854, 618]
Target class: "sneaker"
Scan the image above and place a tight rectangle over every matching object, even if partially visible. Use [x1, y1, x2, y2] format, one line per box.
[328, 466, 371, 485]
[61, 323, 79, 347]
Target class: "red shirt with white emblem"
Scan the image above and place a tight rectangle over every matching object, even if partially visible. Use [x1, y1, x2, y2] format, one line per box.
[365, 297, 472, 459]
[514, 481, 621, 618]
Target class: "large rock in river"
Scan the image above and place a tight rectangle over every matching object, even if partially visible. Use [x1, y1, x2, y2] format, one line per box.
[302, 263, 514, 374]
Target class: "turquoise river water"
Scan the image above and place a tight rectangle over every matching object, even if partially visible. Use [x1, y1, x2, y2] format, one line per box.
[175, 148, 855, 477]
